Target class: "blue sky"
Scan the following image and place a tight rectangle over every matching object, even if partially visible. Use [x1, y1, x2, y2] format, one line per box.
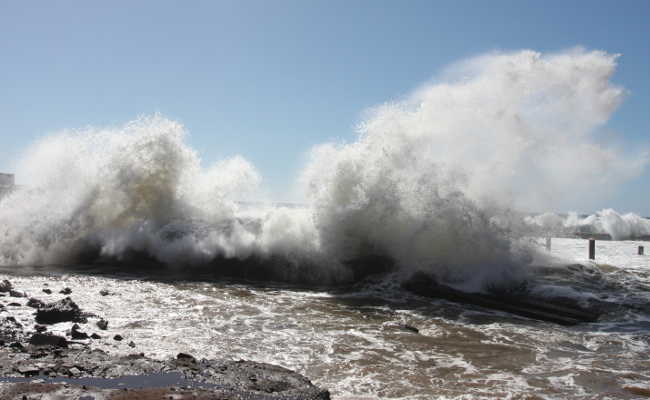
[1, 1, 649, 213]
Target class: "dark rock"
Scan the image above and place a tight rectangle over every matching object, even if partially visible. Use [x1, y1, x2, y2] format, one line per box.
[0, 316, 25, 345]
[42, 288, 52, 294]
[398, 323, 419, 334]
[0, 280, 12, 293]
[0, 346, 331, 400]
[8, 302, 21, 307]
[9, 342, 24, 351]
[90, 333, 101, 339]
[71, 324, 89, 340]
[35, 297, 86, 325]
[27, 298, 45, 309]
[34, 324, 47, 333]
[9, 289, 26, 298]
[99, 289, 111, 296]
[402, 271, 601, 326]
[128, 341, 136, 348]
[29, 333, 68, 347]
[59, 288, 72, 295]
[96, 319, 108, 330]
[16, 365, 40, 376]
[113, 334, 123, 341]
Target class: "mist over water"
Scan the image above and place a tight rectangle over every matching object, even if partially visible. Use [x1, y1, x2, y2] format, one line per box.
[1, 49, 647, 290]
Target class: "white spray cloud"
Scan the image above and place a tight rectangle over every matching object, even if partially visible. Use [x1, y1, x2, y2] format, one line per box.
[302, 48, 647, 287]
[1, 48, 647, 289]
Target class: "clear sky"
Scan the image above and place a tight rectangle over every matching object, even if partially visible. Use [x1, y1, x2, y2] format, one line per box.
[1, 1, 649, 213]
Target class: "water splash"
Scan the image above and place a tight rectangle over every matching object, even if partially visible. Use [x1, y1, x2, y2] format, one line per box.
[1, 49, 646, 289]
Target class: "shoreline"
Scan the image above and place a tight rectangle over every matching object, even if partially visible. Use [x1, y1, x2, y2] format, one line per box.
[0, 278, 331, 400]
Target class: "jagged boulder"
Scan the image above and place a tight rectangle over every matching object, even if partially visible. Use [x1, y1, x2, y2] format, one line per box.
[28, 333, 68, 347]
[35, 297, 86, 324]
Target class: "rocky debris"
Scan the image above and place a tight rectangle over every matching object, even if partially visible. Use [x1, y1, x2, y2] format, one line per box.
[35, 297, 86, 325]
[0, 316, 24, 345]
[90, 333, 101, 339]
[0, 380, 330, 400]
[70, 324, 89, 340]
[96, 318, 108, 330]
[28, 332, 68, 347]
[99, 289, 111, 296]
[42, 288, 52, 294]
[0, 280, 12, 293]
[26, 298, 45, 309]
[8, 290, 26, 298]
[0, 280, 331, 400]
[114, 334, 123, 341]
[7, 302, 20, 307]
[59, 287, 72, 295]
[0, 348, 330, 399]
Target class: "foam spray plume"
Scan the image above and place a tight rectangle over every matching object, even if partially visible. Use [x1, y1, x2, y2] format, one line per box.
[0, 48, 646, 290]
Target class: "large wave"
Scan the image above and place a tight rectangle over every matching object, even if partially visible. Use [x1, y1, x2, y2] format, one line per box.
[1, 48, 646, 289]
[525, 209, 650, 240]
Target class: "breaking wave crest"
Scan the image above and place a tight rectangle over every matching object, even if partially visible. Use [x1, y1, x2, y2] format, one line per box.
[525, 209, 650, 240]
[1, 48, 646, 289]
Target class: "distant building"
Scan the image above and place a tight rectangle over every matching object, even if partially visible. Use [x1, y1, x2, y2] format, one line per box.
[0, 173, 15, 197]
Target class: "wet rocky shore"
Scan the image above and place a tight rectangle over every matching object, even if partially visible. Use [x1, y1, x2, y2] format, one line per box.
[0, 279, 330, 400]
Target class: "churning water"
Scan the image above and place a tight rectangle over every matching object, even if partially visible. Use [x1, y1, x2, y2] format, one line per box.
[2, 238, 650, 399]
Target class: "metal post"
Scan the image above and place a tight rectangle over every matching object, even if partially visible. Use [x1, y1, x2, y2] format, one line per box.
[545, 236, 551, 251]
[639, 246, 644, 255]
[588, 239, 595, 260]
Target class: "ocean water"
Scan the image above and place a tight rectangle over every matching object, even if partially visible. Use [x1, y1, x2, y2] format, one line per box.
[1, 237, 650, 399]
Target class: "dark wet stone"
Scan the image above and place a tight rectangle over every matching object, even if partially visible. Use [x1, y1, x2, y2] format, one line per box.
[35, 297, 86, 325]
[71, 324, 89, 340]
[27, 298, 45, 309]
[90, 333, 101, 339]
[113, 334, 123, 341]
[128, 341, 136, 348]
[0, 316, 25, 345]
[34, 324, 47, 333]
[173, 353, 198, 369]
[99, 289, 111, 296]
[96, 319, 108, 330]
[59, 288, 72, 295]
[9, 290, 26, 298]
[9, 342, 24, 351]
[29, 333, 68, 347]
[8, 302, 21, 307]
[42, 288, 52, 295]
[16, 365, 40, 376]
[0, 280, 12, 293]
[399, 324, 419, 334]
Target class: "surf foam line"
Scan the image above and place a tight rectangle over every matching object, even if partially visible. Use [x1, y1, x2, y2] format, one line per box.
[525, 209, 650, 240]
[1, 48, 646, 289]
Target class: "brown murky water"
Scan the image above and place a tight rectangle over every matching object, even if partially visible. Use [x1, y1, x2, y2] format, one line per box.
[2, 239, 650, 399]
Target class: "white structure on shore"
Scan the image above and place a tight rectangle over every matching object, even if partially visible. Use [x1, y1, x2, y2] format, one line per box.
[0, 173, 14, 197]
